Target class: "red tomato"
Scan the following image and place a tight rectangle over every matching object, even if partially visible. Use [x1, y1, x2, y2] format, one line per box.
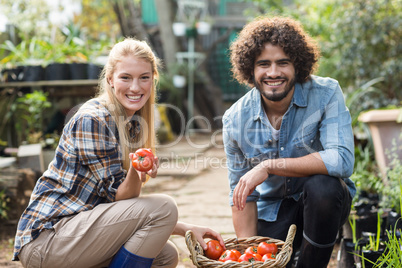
[131, 148, 154, 172]
[262, 253, 276, 261]
[245, 246, 258, 255]
[238, 253, 257, 263]
[253, 253, 262, 261]
[230, 249, 241, 260]
[257, 242, 278, 255]
[205, 240, 224, 260]
[219, 250, 238, 262]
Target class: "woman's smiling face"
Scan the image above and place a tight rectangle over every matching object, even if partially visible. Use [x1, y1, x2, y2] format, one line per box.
[109, 55, 153, 117]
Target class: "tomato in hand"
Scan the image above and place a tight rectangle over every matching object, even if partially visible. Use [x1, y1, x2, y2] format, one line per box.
[238, 253, 257, 263]
[262, 253, 276, 261]
[257, 242, 278, 256]
[219, 250, 238, 262]
[205, 240, 224, 260]
[131, 148, 154, 172]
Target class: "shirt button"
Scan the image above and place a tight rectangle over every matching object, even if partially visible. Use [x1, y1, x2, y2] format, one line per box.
[280, 147, 284, 151]
[287, 179, 291, 183]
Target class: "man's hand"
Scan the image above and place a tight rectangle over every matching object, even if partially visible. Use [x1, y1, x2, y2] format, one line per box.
[233, 163, 269, 210]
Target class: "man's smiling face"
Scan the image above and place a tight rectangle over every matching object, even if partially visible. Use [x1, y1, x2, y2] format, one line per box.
[253, 43, 296, 102]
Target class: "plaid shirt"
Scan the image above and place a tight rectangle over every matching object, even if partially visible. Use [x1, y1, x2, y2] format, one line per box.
[13, 98, 135, 260]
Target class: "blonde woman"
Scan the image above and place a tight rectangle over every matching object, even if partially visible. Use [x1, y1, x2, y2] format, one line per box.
[13, 38, 224, 268]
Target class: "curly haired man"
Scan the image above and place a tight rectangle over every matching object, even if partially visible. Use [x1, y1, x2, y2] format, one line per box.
[222, 16, 355, 267]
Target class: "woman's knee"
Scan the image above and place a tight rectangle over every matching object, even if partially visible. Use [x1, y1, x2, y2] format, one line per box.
[147, 194, 179, 226]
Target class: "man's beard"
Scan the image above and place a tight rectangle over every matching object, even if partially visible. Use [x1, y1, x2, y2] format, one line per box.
[253, 76, 295, 102]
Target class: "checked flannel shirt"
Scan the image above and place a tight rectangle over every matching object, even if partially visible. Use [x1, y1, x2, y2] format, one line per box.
[13, 98, 138, 260]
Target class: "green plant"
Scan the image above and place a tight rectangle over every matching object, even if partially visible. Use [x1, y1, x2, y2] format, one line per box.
[11, 90, 52, 144]
[329, 0, 402, 102]
[358, 221, 402, 268]
[57, 21, 90, 63]
[350, 143, 383, 200]
[358, 138, 402, 267]
[0, 37, 49, 68]
[345, 77, 386, 128]
[363, 210, 383, 252]
[349, 211, 358, 244]
[380, 136, 402, 214]
[0, 189, 10, 220]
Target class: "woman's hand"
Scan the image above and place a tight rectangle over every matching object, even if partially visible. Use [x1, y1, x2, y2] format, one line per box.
[191, 225, 226, 251]
[173, 222, 225, 251]
[129, 153, 159, 183]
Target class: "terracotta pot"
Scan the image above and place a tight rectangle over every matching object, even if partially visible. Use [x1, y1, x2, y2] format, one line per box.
[358, 109, 402, 180]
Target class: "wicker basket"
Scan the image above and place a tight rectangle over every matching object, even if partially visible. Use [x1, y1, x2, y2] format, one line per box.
[185, 224, 296, 268]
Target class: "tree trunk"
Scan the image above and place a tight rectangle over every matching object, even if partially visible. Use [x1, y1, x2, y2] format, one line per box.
[112, 0, 149, 41]
[154, 0, 179, 70]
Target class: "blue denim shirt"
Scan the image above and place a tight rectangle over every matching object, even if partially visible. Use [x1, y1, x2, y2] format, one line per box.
[222, 76, 356, 222]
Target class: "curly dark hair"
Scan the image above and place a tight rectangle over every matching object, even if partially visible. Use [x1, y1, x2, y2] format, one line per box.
[230, 16, 320, 85]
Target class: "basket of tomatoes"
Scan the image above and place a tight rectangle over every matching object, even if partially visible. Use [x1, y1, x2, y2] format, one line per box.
[185, 224, 296, 268]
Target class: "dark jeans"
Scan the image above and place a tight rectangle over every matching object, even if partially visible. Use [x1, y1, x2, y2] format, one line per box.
[257, 175, 352, 268]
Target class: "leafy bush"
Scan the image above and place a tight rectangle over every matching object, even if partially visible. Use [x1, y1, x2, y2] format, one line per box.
[11, 90, 51, 144]
[329, 0, 402, 101]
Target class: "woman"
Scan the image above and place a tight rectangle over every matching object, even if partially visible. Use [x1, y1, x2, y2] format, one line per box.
[13, 38, 225, 268]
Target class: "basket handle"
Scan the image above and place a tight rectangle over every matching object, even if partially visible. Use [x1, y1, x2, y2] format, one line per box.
[185, 230, 204, 266]
[285, 224, 297, 247]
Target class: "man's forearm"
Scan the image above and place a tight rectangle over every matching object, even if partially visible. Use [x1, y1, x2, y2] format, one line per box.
[232, 202, 258, 238]
[263, 152, 328, 177]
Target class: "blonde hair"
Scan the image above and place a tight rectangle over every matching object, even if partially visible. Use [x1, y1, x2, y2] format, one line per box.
[96, 37, 160, 172]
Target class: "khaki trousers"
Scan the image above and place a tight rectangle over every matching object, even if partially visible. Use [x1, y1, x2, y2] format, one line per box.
[19, 194, 179, 268]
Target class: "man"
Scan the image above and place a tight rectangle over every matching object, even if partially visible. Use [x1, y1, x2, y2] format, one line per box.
[222, 16, 355, 267]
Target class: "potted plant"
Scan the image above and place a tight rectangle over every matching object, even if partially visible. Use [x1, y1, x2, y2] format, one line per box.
[11, 90, 52, 145]
[0, 41, 24, 82]
[0, 38, 48, 81]
[86, 39, 109, 80]
[44, 42, 71, 81]
[65, 40, 89, 80]
[61, 22, 90, 80]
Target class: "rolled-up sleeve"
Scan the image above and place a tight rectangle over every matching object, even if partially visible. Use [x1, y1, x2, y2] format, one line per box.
[318, 84, 355, 178]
